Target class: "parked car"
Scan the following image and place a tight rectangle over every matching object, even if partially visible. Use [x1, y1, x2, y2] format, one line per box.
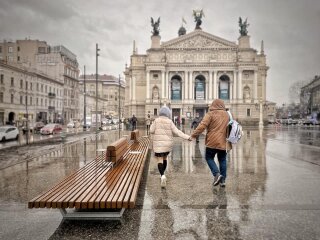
[67, 121, 75, 128]
[22, 121, 45, 134]
[0, 126, 19, 141]
[40, 124, 63, 135]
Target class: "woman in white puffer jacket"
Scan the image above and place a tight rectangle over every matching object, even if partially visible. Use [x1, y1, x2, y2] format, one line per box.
[150, 106, 191, 187]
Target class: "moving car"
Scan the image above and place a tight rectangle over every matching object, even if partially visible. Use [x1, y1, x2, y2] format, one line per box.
[0, 126, 19, 141]
[40, 124, 63, 135]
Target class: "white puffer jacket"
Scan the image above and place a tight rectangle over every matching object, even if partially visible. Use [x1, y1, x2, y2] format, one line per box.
[150, 116, 190, 153]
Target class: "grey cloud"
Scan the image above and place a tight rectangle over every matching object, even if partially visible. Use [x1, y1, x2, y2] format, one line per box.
[0, 0, 319, 105]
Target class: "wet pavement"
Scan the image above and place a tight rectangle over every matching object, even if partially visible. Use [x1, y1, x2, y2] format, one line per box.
[0, 126, 320, 239]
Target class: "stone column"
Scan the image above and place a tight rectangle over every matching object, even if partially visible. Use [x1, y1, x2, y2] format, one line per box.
[253, 70, 258, 102]
[213, 71, 217, 99]
[233, 71, 237, 102]
[184, 71, 188, 100]
[238, 70, 242, 102]
[161, 71, 165, 99]
[146, 71, 150, 99]
[189, 71, 193, 100]
[262, 72, 266, 101]
[230, 81, 233, 101]
[132, 76, 136, 100]
[129, 77, 132, 100]
[209, 71, 213, 99]
[166, 71, 169, 99]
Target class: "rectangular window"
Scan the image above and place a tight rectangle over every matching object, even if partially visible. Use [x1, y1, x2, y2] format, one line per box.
[36, 98, 38, 106]
[153, 74, 158, 78]
[26, 81, 28, 90]
[41, 98, 43, 106]
[30, 82, 32, 90]
[20, 79, 23, 88]
[0, 92, 3, 103]
[37, 83, 39, 91]
[45, 85, 47, 93]
[38, 47, 46, 53]
[0, 74, 3, 84]
[154, 108, 158, 116]
[20, 95, 23, 104]
[17, 56, 20, 61]
[41, 84, 43, 92]
[30, 97, 32, 105]
[247, 108, 251, 117]
[17, 46, 20, 51]
[11, 94, 14, 103]
[11, 77, 14, 86]
[8, 46, 13, 53]
[0, 46, 2, 53]
[25, 96, 28, 105]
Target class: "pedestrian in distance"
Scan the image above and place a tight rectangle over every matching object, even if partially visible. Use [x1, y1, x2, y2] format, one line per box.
[150, 106, 192, 188]
[146, 114, 151, 135]
[191, 99, 230, 188]
[131, 114, 137, 131]
[191, 113, 202, 143]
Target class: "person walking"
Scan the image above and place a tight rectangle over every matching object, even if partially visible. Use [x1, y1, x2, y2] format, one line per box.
[146, 114, 151, 135]
[191, 113, 202, 143]
[191, 99, 229, 187]
[150, 106, 192, 188]
[131, 114, 137, 131]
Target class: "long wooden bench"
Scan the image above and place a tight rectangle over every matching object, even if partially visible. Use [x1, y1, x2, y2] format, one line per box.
[28, 131, 150, 220]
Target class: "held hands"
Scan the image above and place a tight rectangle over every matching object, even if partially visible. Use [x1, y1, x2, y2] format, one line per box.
[188, 136, 194, 141]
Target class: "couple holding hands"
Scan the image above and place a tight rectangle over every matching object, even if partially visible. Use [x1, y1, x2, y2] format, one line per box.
[150, 99, 229, 188]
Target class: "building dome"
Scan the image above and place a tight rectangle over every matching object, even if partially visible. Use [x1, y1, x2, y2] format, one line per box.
[178, 26, 187, 36]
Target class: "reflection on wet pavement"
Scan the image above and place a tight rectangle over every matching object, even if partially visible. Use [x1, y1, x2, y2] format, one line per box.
[1, 127, 320, 240]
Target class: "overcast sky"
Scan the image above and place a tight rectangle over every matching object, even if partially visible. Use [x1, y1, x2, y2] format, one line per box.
[0, 0, 319, 105]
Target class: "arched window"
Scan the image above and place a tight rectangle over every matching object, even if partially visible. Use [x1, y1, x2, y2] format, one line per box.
[171, 75, 182, 100]
[194, 75, 206, 100]
[219, 75, 230, 100]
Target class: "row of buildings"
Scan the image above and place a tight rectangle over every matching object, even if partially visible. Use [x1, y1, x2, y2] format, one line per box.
[0, 39, 124, 126]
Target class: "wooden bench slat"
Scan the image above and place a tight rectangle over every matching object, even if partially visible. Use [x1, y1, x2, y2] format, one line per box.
[46, 158, 106, 208]
[116, 148, 145, 208]
[28, 157, 101, 208]
[109, 143, 145, 208]
[128, 138, 150, 208]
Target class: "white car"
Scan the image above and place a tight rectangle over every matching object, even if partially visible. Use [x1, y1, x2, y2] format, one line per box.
[67, 121, 75, 128]
[0, 126, 19, 141]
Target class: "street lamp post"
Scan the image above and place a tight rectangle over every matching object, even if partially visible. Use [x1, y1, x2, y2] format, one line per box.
[95, 43, 100, 134]
[83, 65, 86, 129]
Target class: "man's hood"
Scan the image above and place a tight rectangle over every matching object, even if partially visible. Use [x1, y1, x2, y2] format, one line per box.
[209, 99, 226, 111]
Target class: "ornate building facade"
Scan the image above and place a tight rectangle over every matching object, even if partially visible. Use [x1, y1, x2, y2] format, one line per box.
[124, 18, 269, 125]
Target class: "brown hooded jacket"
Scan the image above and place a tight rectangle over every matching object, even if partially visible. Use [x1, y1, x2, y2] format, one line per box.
[191, 99, 229, 150]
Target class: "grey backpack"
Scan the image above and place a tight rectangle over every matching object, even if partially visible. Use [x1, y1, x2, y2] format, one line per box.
[226, 111, 243, 144]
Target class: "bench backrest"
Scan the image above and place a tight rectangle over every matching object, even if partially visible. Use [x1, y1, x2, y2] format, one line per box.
[106, 137, 128, 164]
[130, 130, 139, 142]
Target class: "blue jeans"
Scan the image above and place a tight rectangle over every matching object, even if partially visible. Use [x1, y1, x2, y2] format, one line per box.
[205, 147, 227, 181]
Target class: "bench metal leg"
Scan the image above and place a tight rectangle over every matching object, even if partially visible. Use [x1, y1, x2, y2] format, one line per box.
[59, 208, 125, 220]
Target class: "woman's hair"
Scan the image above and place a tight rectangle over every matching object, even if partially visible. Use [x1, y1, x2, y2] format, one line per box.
[159, 106, 172, 118]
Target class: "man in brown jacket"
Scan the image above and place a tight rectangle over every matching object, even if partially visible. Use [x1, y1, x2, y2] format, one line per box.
[191, 99, 229, 187]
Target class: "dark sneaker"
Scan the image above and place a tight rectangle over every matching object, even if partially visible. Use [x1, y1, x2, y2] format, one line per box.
[213, 174, 222, 186]
[220, 182, 226, 188]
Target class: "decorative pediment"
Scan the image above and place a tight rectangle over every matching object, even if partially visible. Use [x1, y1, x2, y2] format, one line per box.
[162, 30, 237, 49]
